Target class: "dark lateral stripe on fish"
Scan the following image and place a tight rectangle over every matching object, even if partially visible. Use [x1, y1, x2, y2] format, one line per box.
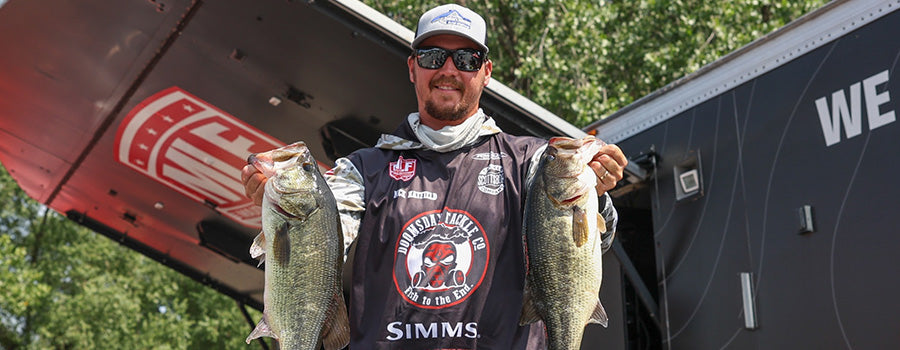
[273, 221, 291, 266]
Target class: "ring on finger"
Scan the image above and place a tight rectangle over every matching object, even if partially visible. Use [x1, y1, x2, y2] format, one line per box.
[600, 169, 610, 181]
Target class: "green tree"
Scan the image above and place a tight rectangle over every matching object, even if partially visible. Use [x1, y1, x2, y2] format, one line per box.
[367, 0, 827, 127]
[1, 1, 830, 348]
[0, 163, 259, 349]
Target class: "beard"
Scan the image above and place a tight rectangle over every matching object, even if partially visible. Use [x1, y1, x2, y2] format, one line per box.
[423, 77, 478, 122]
[424, 99, 471, 122]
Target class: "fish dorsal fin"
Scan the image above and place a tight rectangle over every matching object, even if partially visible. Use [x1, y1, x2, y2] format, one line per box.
[519, 279, 542, 325]
[320, 292, 351, 350]
[572, 206, 590, 247]
[245, 313, 277, 343]
[588, 300, 609, 328]
[250, 231, 266, 267]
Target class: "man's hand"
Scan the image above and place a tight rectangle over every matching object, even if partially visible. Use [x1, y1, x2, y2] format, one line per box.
[590, 143, 628, 195]
[241, 164, 268, 206]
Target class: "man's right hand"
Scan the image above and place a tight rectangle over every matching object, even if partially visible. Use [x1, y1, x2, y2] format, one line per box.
[241, 164, 268, 206]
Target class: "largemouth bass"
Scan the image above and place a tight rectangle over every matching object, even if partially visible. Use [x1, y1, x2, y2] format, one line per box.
[520, 136, 608, 350]
[245, 142, 350, 350]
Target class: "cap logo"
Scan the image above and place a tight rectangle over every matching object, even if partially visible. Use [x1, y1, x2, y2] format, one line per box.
[431, 9, 472, 29]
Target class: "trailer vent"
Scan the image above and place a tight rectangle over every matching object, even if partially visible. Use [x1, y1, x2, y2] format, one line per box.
[679, 169, 700, 193]
[674, 151, 702, 200]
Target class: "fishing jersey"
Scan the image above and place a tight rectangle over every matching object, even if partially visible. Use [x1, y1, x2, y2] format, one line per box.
[325, 112, 618, 349]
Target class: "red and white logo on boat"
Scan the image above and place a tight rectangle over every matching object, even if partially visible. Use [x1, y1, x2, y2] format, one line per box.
[114, 86, 284, 228]
[389, 155, 417, 181]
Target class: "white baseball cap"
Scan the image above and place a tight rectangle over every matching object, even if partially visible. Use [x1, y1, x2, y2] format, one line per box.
[412, 4, 489, 53]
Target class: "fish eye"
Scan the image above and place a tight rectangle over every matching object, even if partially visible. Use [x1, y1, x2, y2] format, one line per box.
[302, 162, 315, 172]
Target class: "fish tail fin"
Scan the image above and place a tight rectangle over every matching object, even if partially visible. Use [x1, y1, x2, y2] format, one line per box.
[519, 279, 542, 325]
[588, 300, 608, 328]
[321, 291, 351, 350]
[250, 231, 267, 267]
[245, 313, 277, 343]
[573, 207, 590, 247]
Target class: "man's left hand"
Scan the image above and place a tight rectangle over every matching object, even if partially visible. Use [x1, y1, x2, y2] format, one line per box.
[590, 144, 628, 195]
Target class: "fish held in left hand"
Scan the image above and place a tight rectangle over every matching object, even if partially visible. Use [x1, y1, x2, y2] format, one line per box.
[245, 142, 350, 350]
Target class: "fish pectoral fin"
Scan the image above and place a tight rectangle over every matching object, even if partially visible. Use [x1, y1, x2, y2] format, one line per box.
[273, 222, 291, 266]
[250, 231, 266, 259]
[518, 280, 542, 325]
[321, 292, 351, 350]
[572, 207, 590, 247]
[250, 232, 267, 267]
[597, 212, 607, 234]
[245, 313, 278, 343]
[588, 300, 609, 328]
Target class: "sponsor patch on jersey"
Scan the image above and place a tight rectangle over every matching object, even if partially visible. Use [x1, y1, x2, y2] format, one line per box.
[385, 321, 478, 341]
[394, 189, 438, 201]
[389, 155, 417, 181]
[114, 86, 283, 228]
[476, 164, 504, 195]
[393, 208, 489, 309]
[471, 152, 507, 160]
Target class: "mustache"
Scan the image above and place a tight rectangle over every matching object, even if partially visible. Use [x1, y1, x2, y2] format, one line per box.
[431, 77, 463, 89]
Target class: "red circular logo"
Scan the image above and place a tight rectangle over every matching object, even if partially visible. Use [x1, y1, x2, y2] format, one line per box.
[393, 208, 489, 309]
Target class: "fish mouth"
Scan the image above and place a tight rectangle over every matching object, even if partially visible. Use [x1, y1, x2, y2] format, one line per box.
[247, 142, 312, 177]
[547, 136, 605, 166]
[549, 136, 597, 150]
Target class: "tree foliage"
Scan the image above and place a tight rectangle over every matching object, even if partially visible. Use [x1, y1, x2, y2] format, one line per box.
[0, 164, 259, 349]
[367, 0, 827, 127]
[1, 1, 830, 348]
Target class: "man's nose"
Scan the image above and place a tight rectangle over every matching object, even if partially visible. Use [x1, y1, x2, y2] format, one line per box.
[436, 55, 460, 74]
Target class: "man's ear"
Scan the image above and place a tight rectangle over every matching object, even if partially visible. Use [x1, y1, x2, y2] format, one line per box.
[408, 55, 417, 83]
[482, 59, 492, 87]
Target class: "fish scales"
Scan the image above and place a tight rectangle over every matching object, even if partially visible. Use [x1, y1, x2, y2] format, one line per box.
[521, 136, 608, 350]
[246, 142, 350, 350]
[263, 206, 340, 346]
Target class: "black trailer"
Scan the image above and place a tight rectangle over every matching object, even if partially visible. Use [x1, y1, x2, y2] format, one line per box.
[587, 0, 900, 348]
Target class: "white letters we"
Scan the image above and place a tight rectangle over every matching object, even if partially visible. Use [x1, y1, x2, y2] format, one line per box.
[815, 70, 895, 146]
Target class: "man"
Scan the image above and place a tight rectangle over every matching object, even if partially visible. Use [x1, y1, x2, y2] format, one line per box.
[241, 4, 627, 349]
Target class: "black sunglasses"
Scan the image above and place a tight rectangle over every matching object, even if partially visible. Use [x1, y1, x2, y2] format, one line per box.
[415, 47, 487, 72]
